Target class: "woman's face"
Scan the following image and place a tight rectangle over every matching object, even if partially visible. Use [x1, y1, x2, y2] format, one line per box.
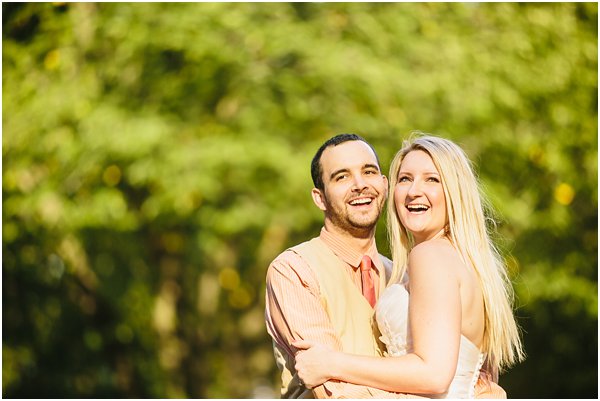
[394, 150, 447, 244]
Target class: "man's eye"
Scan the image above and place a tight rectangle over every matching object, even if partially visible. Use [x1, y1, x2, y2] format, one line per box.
[335, 174, 347, 181]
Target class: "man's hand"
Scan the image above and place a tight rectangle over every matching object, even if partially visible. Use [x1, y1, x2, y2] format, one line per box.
[474, 377, 507, 399]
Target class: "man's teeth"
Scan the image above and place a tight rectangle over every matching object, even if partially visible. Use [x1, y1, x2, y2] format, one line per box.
[407, 204, 429, 212]
[350, 198, 372, 205]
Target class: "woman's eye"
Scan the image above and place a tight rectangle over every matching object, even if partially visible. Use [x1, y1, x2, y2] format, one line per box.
[427, 177, 440, 183]
[398, 176, 410, 183]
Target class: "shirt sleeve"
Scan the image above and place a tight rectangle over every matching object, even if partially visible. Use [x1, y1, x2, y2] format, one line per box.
[265, 250, 342, 362]
[265, 251, 415, 399]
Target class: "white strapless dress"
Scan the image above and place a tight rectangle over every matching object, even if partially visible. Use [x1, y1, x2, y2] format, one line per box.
[376, 283, 485, 399]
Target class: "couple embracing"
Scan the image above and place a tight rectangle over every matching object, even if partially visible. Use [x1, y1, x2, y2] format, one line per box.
[265, 133, 524, 398]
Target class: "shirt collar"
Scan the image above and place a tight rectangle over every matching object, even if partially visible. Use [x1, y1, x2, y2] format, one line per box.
[319, 227, 382, 273]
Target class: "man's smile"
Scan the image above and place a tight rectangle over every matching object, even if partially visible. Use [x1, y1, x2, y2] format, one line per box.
[348, 196, 375, 207]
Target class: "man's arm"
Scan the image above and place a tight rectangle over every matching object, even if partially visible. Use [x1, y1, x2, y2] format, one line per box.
[266, 251, 416, 399]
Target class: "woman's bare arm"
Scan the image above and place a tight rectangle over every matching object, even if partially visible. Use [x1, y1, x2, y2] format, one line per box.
[294, 240, 464, 394]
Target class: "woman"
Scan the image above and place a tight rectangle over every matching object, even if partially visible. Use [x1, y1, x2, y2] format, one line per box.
[293, 134, 525, 398]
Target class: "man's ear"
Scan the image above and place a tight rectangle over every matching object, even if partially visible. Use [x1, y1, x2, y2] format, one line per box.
[382, 175, 389, 199]
[311, 188, 327, 212]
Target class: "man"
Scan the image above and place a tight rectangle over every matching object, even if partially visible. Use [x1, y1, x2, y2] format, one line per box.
[265, 134, 505, 398]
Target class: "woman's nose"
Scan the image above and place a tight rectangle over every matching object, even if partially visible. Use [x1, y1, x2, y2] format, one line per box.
[407, 180, 422, 197]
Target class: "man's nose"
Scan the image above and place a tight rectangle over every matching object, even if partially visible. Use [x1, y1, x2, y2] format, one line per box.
[351, 174, 368, 191]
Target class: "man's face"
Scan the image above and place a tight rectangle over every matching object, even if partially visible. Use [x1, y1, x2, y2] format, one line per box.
[313, 140, 388, 236]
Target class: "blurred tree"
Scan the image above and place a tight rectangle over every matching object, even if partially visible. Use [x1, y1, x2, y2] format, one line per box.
[3, 2, 597, 398]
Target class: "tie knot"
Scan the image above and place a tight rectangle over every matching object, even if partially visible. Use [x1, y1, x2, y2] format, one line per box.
[360, 255, 372, 272]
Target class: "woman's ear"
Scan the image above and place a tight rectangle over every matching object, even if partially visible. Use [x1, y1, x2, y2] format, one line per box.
[311, 188, 327, 212]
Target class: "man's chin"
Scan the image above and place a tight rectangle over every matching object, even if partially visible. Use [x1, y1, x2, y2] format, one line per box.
[349, 212, 381, 227]
[348, 218, 379, 231]
[327, 210, 381, 233]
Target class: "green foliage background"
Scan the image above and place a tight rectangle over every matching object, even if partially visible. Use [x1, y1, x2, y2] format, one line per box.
[3, 3, 597, 398]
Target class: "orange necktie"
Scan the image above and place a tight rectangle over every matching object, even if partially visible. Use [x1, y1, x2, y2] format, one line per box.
[360, 255, 376, 308]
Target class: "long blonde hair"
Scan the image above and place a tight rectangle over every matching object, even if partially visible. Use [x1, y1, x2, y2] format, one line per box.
[386, 133, 525, 371]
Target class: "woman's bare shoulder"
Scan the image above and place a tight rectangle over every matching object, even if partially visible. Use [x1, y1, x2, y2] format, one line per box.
[408, 239, 464, 273]
[410, 238, 458, 259]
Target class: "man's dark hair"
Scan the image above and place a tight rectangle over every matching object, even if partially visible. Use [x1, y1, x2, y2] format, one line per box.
[310, 133, 381, 190]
